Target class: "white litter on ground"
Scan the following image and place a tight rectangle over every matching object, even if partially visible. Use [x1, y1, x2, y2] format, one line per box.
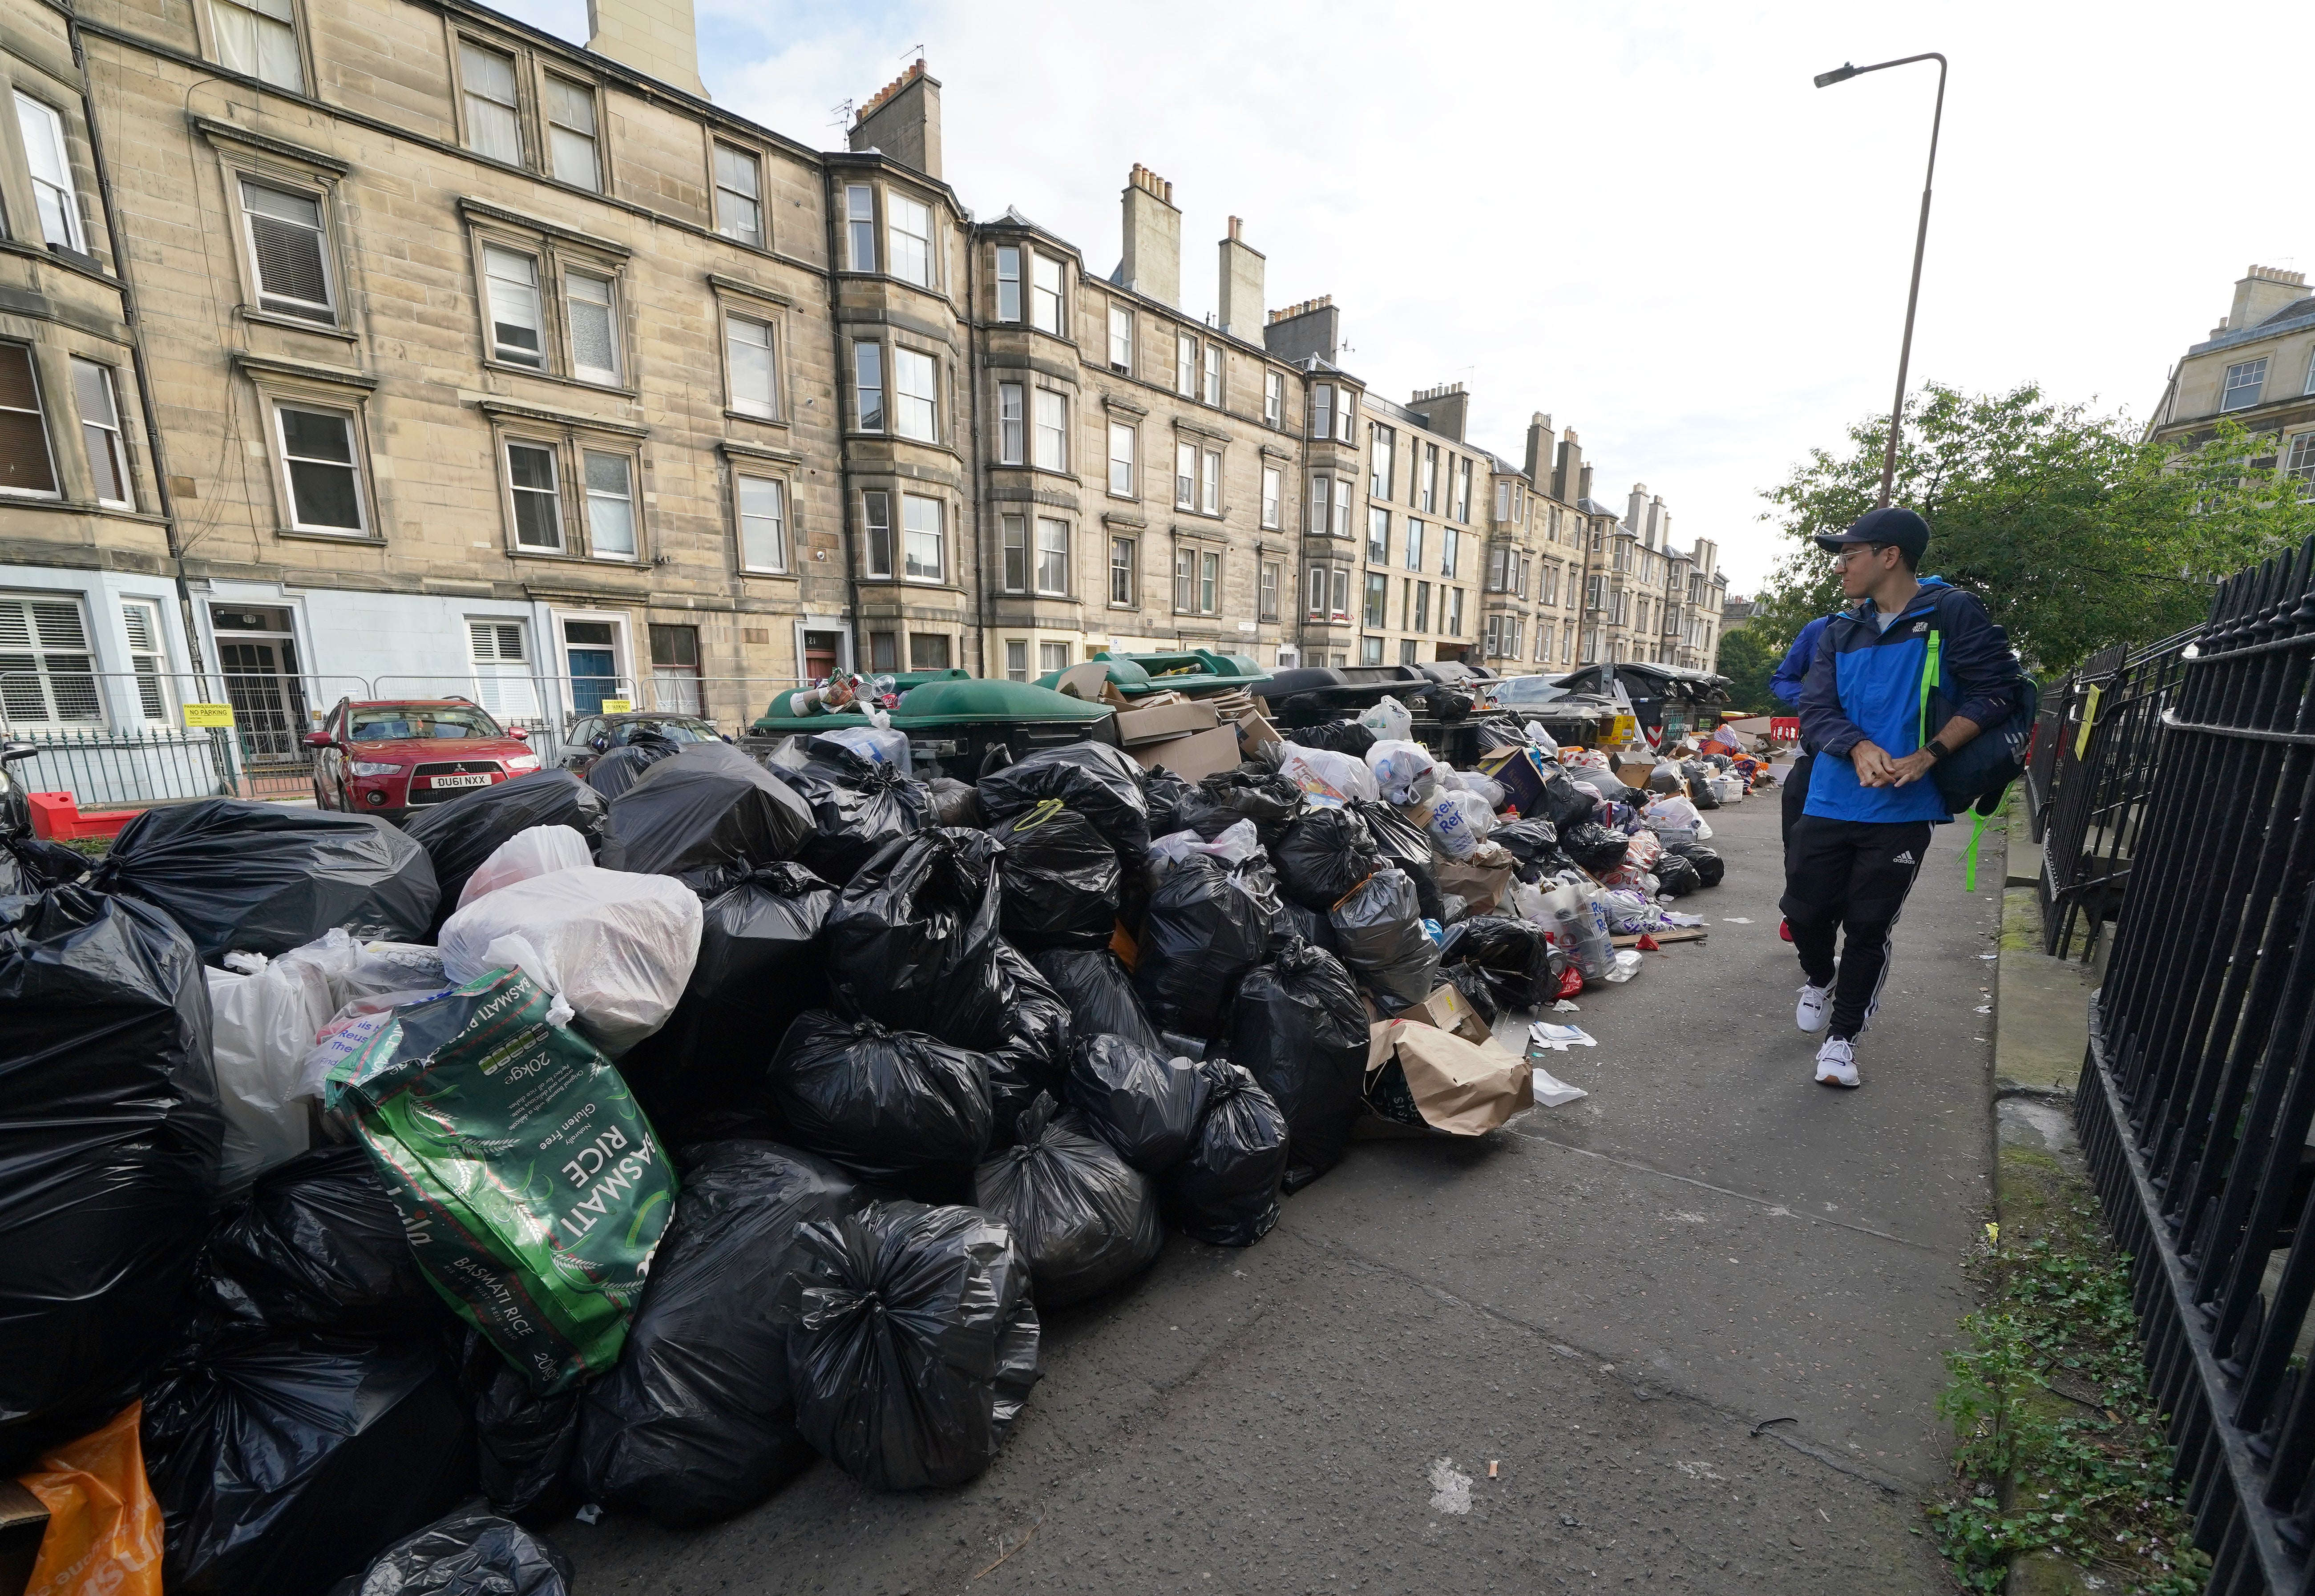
[1551, 1000, 1581, 1013]
[1529, 1022, 1598, 1051]
[1531, 1067, 1588, 1107]
[1428, 1457, 1473, 1515]
[1721, 917, 1753, 923]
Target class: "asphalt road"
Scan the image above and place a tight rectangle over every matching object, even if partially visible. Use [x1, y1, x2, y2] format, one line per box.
[562, 774, 1998, 1594]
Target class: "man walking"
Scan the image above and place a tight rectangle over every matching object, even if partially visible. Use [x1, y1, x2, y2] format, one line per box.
[1784, 507, 2019, 1087]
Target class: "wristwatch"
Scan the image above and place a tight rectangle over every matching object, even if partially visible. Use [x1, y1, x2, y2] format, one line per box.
[1924, 741, 1951, 762]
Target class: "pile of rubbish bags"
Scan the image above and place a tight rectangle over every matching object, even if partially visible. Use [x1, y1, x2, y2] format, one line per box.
[0, 698, 1745, 1591]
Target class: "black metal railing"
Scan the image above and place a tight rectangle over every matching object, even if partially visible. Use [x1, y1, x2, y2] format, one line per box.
[0, 726, 238, 806]
[2075, 536, 2315, 1593]
[2037, 630, 2202, 960]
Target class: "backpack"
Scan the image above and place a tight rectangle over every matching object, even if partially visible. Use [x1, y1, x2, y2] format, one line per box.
[1921, 626, 2039, 814]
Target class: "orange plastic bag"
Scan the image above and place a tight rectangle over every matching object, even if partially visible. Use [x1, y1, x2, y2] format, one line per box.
[16, 1403, 162, 1596]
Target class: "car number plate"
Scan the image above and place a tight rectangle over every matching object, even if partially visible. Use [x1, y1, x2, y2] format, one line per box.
[428, 773, 493, 789]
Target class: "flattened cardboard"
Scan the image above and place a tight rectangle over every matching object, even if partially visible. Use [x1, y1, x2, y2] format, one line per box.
[1235, 712, 1282, 751]
[1127, 723, 1242, 781]
[1115, 699, 1218, 746]
[1054, 662, 1113, 702]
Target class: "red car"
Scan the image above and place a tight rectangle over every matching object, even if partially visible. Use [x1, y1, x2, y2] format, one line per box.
[307, 698, 542, 822]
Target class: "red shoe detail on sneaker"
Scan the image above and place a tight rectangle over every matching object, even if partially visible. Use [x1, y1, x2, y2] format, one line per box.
[1779, 919, 1794, 942]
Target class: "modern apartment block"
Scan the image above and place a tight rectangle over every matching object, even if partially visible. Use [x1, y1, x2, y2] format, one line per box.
[0, 0, 1710, 769]
[2147, 264, 2315, 504]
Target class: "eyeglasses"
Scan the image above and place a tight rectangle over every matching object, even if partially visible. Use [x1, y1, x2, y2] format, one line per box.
[1828, 544, 1895, 568]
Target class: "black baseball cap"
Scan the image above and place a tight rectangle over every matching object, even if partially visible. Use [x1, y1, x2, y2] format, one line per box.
[1812, 505, 1929, 561]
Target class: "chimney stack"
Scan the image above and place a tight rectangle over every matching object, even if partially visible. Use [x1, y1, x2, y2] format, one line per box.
[1410, 382, 1468, 442]
[2227, 264, 2307, 334]
[1217, 217, 1265, 342]
[585, 0, 705, 97]
[1121, 165, 1180, 306]
[1262, 295, 1339, 364]
[1553, 429, 1584, 503]
[1524, 413, 1553, 482]
[849, 59, 942, 178]
[1626, 483, 1648, 535]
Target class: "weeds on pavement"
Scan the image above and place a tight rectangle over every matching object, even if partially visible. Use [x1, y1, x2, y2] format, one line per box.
[1927, 1203, 2208, 1595]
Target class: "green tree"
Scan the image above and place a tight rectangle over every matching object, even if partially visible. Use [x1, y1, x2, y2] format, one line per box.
[1755, 383, 2315, 672]
[1713, 625, 1784, 715]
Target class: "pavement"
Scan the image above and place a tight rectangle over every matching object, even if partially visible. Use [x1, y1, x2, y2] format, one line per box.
[562, 772, 2000, 1594]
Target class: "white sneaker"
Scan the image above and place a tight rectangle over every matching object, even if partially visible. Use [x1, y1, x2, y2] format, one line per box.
[1814, 1036, 1859, 1088]
[1796, 983, 1832, 1033]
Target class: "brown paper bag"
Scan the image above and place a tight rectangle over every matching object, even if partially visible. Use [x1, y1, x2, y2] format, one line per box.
[1365, 1020, 1533, 1136]
[1434, 858, 1514, 916]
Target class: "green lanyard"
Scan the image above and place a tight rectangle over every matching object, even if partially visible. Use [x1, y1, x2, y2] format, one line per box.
[1917, 626, 1942, 749]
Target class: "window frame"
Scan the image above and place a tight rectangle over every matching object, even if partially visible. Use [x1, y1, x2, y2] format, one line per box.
[271, 399, 371, 536]
[1264, 371, 1284, 428]
[1261, 465, 1282, 530]
[1201, 343, 1222, 407]
[1000, 512, 1027, 592]
[1368, 505, 1390, 564]
[900, 490, 945, 583]
[889, 345, 939, 442]
[2222, 358, 2269, 413]
[1176, 333, 1196, 399]
[579, 445, 639, 561]
[0, 342, 61, 501]
[1362, 570, 1387, 629]
[862, 488, 893, 578]
[885, 191, 934, 288]
[237, 174, 339, 325]
[1030, 254, 1064, 335]
[14, 93, 85, 254]
[1033, 388, 1068, 472]
[734, 469, 789, 572]
[853, 340, 885, 432]
[1405, 518, 1425, 572]
[500, 434, 565, 552]
[1109, 536, 1136, 606]
[712, 141, 764, 248]
[1259, 560, 1280, 622]
[1310, 383, 1334, 441]
[70, 357, 131, 510]
[1108, 305, 1134, 374]
[994, 244, 1022, 322]
[1370, 423, 1395, 497]
[454, 38, 525, 167]
[721, 308, 778, 419]
[206, 0, 305, 92]
[1200, 447, 1221, 516]
[844, 184, 877, 273]
[1035, 515, 1070, 596]
[1108, 421, 1136, 497]
[481, 242, 548, 370]
[997, 381, 1024, 465]
[565, 267, 621, 386]
[121, 596, 174, 723]
[541, 72, 602, 193]
[0, 591, 101, 725]
[1175, 441, 1196, 510]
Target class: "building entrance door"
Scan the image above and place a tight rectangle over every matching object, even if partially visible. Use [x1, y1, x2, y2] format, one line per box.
[209, 605, 308, 766]
[560, 617, 623, 715]
[803, 629, 840, 682]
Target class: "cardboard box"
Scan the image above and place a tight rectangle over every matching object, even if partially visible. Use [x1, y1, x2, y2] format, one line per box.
[1411, 983, 1492, 1044]
[1613, 756, 1657, 789]
[1114, 698, 1218, 747]
[1234, 711, 1282, 753]
[1434, 857, 1514, 917]
[1364, 1019, 1534, 1135]
[0, 1480, 50, 1596]
[1127, 723, 1242, 781]
[1478, 746, 1554, 816]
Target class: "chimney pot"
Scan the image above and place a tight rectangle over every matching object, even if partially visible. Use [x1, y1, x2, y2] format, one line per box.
[847, 57, 941, 177]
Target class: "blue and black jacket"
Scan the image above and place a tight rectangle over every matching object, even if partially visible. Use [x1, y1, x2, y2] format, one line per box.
[1770, 617, 1830, 709]
[1798, 577, 2018, 824]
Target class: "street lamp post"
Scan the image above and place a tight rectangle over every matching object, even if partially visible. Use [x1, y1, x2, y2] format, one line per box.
[1814, 52, 1948, 509]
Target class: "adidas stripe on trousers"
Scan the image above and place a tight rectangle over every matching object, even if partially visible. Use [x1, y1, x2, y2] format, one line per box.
[1779, 815, 1934, 1040]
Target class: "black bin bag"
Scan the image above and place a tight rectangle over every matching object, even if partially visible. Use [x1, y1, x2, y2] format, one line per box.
[1562, 822, 1630, 875]
[989, 801, 1120, 949]
[142, 1326, 476, 1596]
[1438, 914, 1560, 1013]
[765, 1011, 992, 1198]
[1160, 1060, 1289, 1247]
[200, 1145, 448, 1340]
[1135, 854, 1278, 1040]
[1490, 818, 1569, 878]
[458, 1329, 582, 1524]
[617, 862, 835, 1140]
[1681, 760, 1722, 810]
[1064, 1033, 1208, 1173]
[1, 887, 220, 1470]
[985, 941, 1074, 1144]
[402, 771, 608, 934]
[93, 799, 437, 961]
[324, 1509, 571, 1596]
[584, 735, 678, 802]
[782, 1202, 1040, 1492]
[600, 742, 812, 884]
[1227, 939, 1367, 1193]
[976, 742, 1151, 864]
[824, 827, 1006, 1047]
[974, 1093, 1161, 1307]
[1027, 946, 1163, 1053]
[1666, 842, 1724, 887]
[1285, 719, 1376, 758]
[1273, 806, 1382, 911]
[1178, 768, 1301, 844]
[773, 736, 934, 887]
[1328, 867, 1439, 1015]
[1351, 799, 1443, 920]
[1533, 766, 1598, 830]
[576, 1141, 864, 1525]
[1654, 852, 1701, 898]
[1140, 768, 1192, 839]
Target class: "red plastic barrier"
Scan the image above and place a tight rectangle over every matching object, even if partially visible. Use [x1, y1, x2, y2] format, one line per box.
[27, 792, 140, 842]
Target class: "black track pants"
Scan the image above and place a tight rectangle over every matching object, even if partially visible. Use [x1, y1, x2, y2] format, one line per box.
[1779, 815, 1932, 1040]
[1781, 752, 1814, 852]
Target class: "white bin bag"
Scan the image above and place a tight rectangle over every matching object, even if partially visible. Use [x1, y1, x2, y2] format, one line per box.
[455, 824, 595, 911]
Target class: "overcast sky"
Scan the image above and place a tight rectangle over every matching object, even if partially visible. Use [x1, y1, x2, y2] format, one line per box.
[496, 0, 2311, 593]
